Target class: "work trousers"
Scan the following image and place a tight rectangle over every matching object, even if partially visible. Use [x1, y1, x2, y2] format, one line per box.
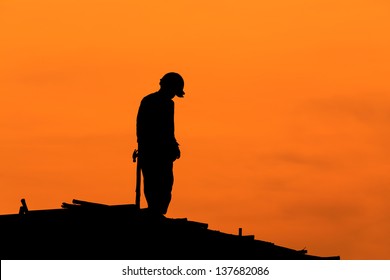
[141, 159, 174, 215]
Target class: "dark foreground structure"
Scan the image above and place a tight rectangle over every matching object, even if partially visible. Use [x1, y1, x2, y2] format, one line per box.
[0, 199, 340, 260]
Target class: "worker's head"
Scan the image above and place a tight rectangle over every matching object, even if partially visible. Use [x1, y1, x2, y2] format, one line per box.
[159, 72, 185, 98]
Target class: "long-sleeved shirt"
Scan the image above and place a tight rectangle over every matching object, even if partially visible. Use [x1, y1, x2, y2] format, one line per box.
[136, 92, 179, 160]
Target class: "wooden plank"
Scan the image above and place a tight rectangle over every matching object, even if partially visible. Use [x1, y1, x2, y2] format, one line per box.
[72, 199, 108, 207]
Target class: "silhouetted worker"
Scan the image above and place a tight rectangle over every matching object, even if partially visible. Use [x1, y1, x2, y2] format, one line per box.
[136, 72, 185, 217]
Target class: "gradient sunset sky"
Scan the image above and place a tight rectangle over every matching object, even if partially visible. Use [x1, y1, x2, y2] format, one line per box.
[1, 0, 389, 259]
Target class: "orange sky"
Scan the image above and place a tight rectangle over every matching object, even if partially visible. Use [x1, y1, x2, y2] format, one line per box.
[1, 0, 390, 260]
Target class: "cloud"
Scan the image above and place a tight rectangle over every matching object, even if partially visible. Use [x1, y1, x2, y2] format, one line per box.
[256, 151, 336, 170]
[275, 152, 336, 168]
[279, 198, 364, 224]
[305, 93, 390, 124]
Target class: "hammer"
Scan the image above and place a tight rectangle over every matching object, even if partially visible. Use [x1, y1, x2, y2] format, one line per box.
[132, 149, 141, 209]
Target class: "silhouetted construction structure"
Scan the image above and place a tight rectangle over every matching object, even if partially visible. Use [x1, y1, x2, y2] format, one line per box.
[0, 199, 340, 260]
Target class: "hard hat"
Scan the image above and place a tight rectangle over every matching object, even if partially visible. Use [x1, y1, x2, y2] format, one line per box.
[160, 72, 185, 97]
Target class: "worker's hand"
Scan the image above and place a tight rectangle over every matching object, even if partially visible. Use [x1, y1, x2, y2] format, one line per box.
[171, 145, 181, 161]
[175, 147, 181, 160]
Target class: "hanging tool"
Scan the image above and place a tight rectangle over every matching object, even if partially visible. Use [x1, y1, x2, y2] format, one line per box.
[132, 149, 141, 209]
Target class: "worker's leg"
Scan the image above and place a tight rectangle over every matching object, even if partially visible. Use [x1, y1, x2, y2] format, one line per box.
[142, 160, 173, 215]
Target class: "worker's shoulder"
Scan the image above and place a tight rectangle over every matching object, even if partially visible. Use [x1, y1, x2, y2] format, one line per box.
[141, 92, 173, 105]
[141, 92, 156, 102]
